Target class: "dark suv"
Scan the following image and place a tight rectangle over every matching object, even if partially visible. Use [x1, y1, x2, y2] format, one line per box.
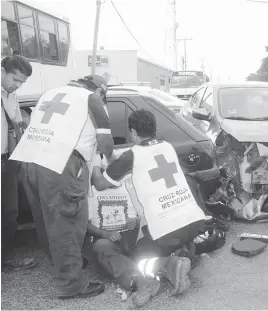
[105, 89, 215, 173]
[18, 88, 219, 226]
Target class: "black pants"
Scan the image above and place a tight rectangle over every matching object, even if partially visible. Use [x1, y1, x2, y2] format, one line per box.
[1, 158, 19, 264]
[132, 220, 204, 262]
[92, 228, 141, 291]
[92, 220, 204, 290]
[25, 152, 91, 297]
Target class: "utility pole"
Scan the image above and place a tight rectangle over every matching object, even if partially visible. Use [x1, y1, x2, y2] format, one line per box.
[91, 0, 102, 75]
[171, 0, 178, 70]
[177, 37, 192, 71]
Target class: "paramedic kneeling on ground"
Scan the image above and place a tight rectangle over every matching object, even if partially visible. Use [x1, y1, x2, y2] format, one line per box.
[88, 109, 206, 307]
[11, 75, 114, 299]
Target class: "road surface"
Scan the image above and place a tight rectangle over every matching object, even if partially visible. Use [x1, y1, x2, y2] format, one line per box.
[1, 221, 268, 310]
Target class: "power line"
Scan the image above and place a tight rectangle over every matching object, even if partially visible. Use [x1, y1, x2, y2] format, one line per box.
[110, 0, 156, 62]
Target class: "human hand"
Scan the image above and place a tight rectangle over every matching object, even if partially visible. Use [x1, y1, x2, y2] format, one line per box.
[106, 152, 117, 165]
[102, 230, 121, 242]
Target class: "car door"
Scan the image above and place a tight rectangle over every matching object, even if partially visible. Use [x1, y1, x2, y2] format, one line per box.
[181, 86, 207, 128]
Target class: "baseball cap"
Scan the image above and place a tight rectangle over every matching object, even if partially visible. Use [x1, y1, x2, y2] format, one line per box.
[79, 75, 108, 93]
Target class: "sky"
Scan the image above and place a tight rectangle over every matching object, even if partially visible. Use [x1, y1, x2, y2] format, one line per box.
[27, 0, 268, 81]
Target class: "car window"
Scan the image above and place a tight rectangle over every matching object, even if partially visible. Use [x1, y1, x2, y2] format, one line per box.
[200, 87, 213, 113]
[141, 96, 190, 143]
[191, 87, 207, 108]
[107, 100, 133, 146]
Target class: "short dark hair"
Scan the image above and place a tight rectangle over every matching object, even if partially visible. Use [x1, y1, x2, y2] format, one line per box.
[1, 55, 32, 77]
[128, 109, 156, 138]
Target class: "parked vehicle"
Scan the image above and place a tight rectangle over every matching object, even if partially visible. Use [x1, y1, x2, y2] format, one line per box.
[1, 0, 76, 103]
[18, 87, 219, 225]
[180, 82, 268, 221]
[169, 71, 208, 100]
[109, 84, 186, 113]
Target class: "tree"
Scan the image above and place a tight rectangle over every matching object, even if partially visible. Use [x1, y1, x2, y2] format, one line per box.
[246, 46, 268, 82]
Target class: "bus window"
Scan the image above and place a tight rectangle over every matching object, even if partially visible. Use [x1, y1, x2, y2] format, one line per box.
[1, 19, 21, 57]
[2, 1, 70, 67]
[171, 71, 205, 88]
[38, 14, 59, 62]
[18, 5, 34, 26]
[17, 6, 38, 59]
[1, 2, 20, 57]
[58, 21, 69, 65]
[1, 1, 16, 20]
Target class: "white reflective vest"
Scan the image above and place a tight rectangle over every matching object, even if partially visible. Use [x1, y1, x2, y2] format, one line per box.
[10, 85, 92, 174]
[131, 140, 205, 240]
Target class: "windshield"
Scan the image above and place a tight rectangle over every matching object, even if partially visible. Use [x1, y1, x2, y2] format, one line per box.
[147, 89, 177, 102]
[219, 87, 268, 120]
[171, 75, 204, 88]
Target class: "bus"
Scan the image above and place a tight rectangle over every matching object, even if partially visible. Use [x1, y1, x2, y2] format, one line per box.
[1, 0, 76, 104]
[169, 70, 209, 100]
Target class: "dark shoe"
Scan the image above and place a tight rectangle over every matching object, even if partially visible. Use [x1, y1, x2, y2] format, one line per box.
[132, 276, 160, 307]
[58, 281, 105, 299]
[165, 256, 191, 296]
[189, 254, 202, 269]
[174, 242, 196, 260]
[2, 258, 36, 271]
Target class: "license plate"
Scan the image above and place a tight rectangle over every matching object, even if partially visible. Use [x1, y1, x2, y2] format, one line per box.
[252, 171, 268, 184]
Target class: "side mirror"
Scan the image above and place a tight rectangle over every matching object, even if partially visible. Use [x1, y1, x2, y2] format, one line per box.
[192, 108, 211, 121]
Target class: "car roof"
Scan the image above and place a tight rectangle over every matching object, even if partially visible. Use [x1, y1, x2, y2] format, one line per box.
[107, 89, 141, 96]
[108, 86, 185, 107]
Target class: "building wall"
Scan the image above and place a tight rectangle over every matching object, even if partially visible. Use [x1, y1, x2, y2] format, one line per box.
[137, 58, 173, 91]
[73, 49, 173, 90]
[74, 49, 138, 85]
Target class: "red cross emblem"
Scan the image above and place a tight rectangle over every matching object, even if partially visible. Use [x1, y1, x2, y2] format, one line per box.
[148, 154, 178, 188]
[39, 93, 70, 124]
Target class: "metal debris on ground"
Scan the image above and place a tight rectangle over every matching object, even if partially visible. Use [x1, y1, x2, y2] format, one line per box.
[115, 287, 128, 301]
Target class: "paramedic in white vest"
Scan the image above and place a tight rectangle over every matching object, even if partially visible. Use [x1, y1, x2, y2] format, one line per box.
[24, 75, 114, 299]
[88, 154, 160, 307]
[89, 109, 206, 301]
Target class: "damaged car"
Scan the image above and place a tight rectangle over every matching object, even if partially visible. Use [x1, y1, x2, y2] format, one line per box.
[181, 82, 268, 221]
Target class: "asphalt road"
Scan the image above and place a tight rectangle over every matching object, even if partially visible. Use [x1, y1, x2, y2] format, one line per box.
[1, 221, 268, 310]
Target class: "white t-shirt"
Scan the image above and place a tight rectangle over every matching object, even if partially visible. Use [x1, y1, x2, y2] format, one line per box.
[88, 154, 138, 232]
[75, 114, 97, 163]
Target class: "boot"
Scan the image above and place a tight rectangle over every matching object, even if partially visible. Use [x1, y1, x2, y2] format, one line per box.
[132, 275, 160, 307]
[159, 256, 191, 296]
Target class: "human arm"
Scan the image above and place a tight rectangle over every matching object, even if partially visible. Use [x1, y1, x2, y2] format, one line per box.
[87, 220, 122, 242]
[91, 149, 134, 191]
[91, 166, 116, 191]
[88, 93, 114, 159]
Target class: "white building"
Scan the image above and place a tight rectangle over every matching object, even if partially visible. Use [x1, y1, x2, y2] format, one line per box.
[74, 49, 174, 92]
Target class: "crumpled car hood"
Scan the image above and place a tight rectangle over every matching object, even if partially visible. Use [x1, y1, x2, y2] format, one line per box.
[221, 119, 268, 143]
